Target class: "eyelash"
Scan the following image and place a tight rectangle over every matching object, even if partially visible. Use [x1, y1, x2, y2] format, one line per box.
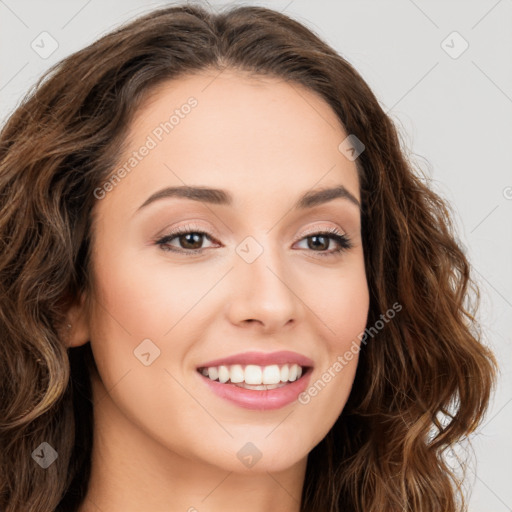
[155, 224, 353, 258]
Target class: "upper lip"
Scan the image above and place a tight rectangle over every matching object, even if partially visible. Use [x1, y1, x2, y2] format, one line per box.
[197, 350, 314, 369]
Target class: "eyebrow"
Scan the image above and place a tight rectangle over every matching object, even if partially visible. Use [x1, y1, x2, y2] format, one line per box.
[135, 184, 361, 213]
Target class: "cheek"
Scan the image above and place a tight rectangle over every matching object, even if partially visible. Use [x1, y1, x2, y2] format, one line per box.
[326, 272, 369, 389]
[90, 246, 191, 337]
[295, 260, 369, 425]
[86, 242, 218, 392]
[85, 246, 173, 389]
[307, 258, 370, 348]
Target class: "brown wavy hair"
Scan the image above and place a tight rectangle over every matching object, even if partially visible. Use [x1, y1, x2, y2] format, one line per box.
[0, 4, 497, 511]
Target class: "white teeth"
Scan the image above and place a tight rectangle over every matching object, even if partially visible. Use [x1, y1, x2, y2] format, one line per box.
[262, 365, 281, 385]
[229, 364, 244, 383]
[234, 382, 288, 390]
[208, 366, 218, 380]
[200, 363, 305, 385]
[244, 365, 262, 385]
[218, 365, 229, 383]
[280, 364, 289, 382]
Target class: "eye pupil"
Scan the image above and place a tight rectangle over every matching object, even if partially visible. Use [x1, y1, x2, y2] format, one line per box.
[181, 233, 203, 249]
[308, 235, 329, 251]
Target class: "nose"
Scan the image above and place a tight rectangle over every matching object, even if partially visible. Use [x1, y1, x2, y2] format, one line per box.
[226, 244, 300, 333]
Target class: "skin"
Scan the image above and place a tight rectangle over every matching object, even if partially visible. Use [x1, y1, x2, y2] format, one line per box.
[66, 69, 370, 512]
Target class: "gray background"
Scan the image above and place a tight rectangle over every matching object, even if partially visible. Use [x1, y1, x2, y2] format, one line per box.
[1, 0, 511, 510]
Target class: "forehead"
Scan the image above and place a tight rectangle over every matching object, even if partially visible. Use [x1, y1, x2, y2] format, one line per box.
[95, 70, 360, 218]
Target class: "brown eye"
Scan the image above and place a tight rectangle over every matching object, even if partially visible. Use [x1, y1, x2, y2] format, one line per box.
[155, 226, 217, 254]
[306, 234, 330, 251]
[294, 229, 353, 257]
[176, 232, 204, 250]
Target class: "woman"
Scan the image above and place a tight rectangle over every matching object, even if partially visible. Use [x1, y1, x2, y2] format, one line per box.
[0, 4, 497, 511]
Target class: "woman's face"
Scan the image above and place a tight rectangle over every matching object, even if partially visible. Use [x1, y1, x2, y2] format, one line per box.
[76, 70, 369, 473]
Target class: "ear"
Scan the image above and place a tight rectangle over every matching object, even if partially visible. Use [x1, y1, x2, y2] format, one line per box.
[61, 290, 90, 348]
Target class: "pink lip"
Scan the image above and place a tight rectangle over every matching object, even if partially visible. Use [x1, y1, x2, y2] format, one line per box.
[198, 367, 313, 410]
[197, 350, 314, 369]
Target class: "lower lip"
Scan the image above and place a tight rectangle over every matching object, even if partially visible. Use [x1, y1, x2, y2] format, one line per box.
[197, 368, 313, 410]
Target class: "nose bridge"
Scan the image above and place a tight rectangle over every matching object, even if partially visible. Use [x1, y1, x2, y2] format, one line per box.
[229, 232, 299, 328]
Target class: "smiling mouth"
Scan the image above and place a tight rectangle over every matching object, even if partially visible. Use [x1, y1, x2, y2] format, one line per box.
[197, 363, 310, 390]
